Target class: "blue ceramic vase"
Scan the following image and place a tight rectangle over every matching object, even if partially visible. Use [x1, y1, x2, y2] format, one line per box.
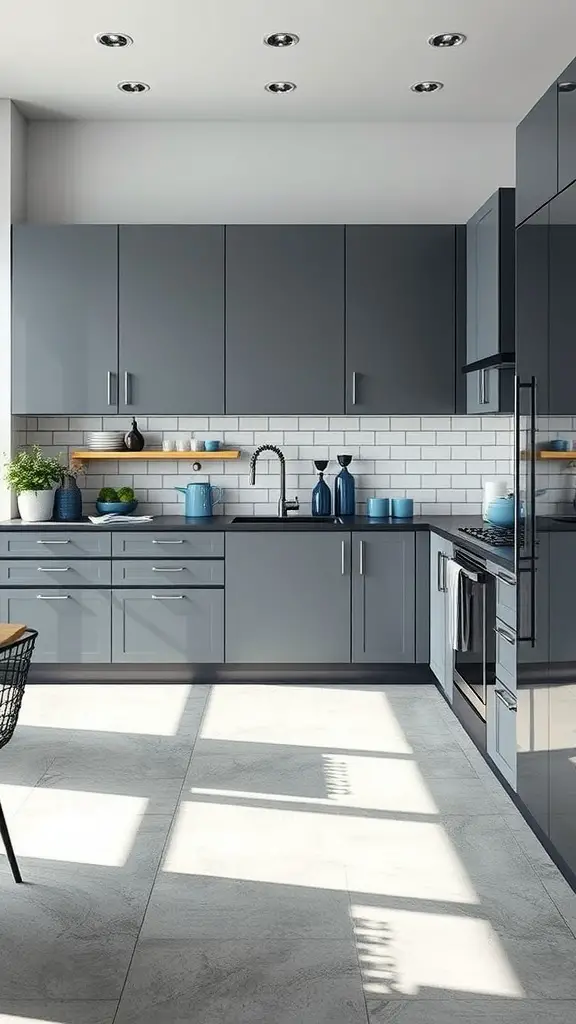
[312, 460, 331, 516]
[334, 455, 355, 516]
[54, 476, 82, 521]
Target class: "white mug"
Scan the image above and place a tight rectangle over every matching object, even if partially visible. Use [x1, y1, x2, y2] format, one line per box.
[190, 438, 202, 452]
[162, 439, 175, 452]
[176, 438, 191, 452]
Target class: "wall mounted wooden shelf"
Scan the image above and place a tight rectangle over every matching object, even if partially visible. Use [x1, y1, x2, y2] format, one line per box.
[72, 450, 241, 464]
[538, 451, 576, 460]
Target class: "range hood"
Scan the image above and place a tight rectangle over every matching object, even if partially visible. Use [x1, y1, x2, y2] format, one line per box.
[462, 352, 515, 373]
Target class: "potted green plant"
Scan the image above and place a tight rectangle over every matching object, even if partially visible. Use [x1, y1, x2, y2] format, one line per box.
[4, 445, 65, 522]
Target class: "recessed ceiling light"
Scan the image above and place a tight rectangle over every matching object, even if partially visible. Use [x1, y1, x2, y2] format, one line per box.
[428, 33, 466, 48]
[264, 32, 300, 48]
[117, 81, 150, 94]
[96, 32, 133, 48]
[558, 81, 576, 93]
[265, 81, 297, 94]
[411, 81, 444, 93]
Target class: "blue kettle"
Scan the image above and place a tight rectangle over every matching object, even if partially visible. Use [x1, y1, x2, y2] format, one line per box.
[175, 482, 222, 518]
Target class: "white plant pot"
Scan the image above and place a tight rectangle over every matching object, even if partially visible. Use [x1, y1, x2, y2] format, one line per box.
[17, 487, 56, 523]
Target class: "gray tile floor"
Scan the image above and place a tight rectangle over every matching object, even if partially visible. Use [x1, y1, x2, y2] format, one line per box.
[1, 682, 576, 1023]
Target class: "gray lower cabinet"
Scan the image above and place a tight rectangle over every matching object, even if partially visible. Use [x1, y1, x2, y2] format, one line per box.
[351, 532, 416, 663]
[118, 226, 225, 415]
[225, 533, 351, 662]
[225, 226, 345, 414]
[112, 589, 224, 663]
[429, 533, 453, 698]
[12, 226, 118, 415]
[345, 226, 457, 414]
[0, 589, 111, 662]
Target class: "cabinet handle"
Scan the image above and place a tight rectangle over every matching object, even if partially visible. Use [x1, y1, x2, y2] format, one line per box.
[36, 594, 69, 600]
[124, 371, 131, 406]
[359, 540, 365, 576]
[495, 625, 516, 646]
[36, 539, 70, 545]
[107, 370, 114, 407]
[352, 371, 358, 405]
[151, 594, 184, 600]
[152, 566, 184, 572]
[152, 539, 184, 545]
[37, 566, 69, 572]
[437, 550, 443, 592]
[479, 368, 490, 405]
[341, 540, 346, 575]
[495, 687, 517, 712]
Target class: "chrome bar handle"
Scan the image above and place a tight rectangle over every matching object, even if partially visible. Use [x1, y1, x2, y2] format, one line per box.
[37, 566, 70, 572]
[124, 371, 130, 406]
[495, 625, 516, 646]
[36, 539, 70, 545]
[107, 370, 114, 406]
[359, 540, 365, 576]
[151, 594, 184, 600]
[152, 539, 184, 544]
[36, 594, 69, 600]
[352, 371, 358, 405]
[478, 370, 484, 406]
[152, 566, 184, 572]
[437, 550, 443, 592]
[495, 687, 517, 712]
[341, 540, 346, 575]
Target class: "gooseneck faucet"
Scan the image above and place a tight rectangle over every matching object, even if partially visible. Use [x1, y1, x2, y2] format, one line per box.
[249, 445, 300, 518]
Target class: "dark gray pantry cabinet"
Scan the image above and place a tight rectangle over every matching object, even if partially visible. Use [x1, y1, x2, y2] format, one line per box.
[225, 531, 419, 664]
[12, 223, 461, 417]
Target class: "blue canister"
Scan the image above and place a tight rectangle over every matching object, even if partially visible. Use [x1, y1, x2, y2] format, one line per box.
[334, 455, 355, 516]
[366, 497, 390, 518]
[175, 482, 222, 518]
[391, 498, 414, 519]
[312, 460, 332, 517]
[486, 495, 515, 527]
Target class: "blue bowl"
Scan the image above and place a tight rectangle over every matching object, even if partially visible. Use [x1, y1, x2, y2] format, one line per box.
[96, 500, 138, 515]
[547, 439, 569, 451]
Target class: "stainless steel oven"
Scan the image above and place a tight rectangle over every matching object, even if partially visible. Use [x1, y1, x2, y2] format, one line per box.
[451, 549, 496, 720]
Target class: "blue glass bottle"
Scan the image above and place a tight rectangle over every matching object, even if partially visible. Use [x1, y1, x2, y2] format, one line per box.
[312, 460, 331, 516]
[334, 455, 355, 516]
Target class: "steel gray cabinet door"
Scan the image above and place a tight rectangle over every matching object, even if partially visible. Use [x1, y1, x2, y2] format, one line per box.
[119, 226, 224, 414]
[0, 589, 111, 662]
[225, 532, 351, 662]
[351, 532, 416, 663]
[516, 83, 558, 226]
[558, 59, 576, 192]
[429, 532, 453, 697]
[12, 226, 118, 414]
[346, 227, 456, 414]
[112, 589, 223, 663]
[226, 226, 345, 414]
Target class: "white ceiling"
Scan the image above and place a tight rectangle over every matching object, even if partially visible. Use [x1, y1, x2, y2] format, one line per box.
[1, 0, 576, 122]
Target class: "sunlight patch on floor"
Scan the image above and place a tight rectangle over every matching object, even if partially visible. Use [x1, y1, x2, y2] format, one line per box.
[163, 800, 478, 902]
[0, 788, 148, 866]
[17, 684, 193, 736]
[352, 905, 524, 998]
[200, 685, 414, 752]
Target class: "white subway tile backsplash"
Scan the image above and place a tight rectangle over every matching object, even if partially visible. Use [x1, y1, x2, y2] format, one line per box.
[23, 413, 514, 516]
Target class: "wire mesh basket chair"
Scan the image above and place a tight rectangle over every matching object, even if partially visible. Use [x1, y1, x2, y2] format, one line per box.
[0, 629, 37, 883]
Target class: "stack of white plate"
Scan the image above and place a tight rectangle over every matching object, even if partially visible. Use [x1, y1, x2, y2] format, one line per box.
[85, 431, 126, 451]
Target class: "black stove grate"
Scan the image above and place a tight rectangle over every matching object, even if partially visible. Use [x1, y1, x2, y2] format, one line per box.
[458, 525, 515, 547]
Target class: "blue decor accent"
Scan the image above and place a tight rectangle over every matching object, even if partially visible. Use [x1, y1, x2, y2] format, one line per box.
[174, 482, 222, 517]
[96, 500, 138, 515]
[312, 460, 332, 516]
[54, 480, 83, 521]
[391, 498, 414, 519]
[367, 497, 390, 518]
[334, 455, 355, 516]
[486, 495, 514, 527]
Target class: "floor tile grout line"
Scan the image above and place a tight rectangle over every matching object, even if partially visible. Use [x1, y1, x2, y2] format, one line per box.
[110, 685, 213, 1024]
[344, 868, 373, 1024]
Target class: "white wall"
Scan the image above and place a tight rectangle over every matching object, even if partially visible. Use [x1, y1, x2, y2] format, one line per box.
[26, 120, 515, 225]
[0, 102, 27, 521]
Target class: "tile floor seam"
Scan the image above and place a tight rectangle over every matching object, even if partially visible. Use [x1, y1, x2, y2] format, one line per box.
[345, 879, 373, 1024]
[110, 685, 213, 1024]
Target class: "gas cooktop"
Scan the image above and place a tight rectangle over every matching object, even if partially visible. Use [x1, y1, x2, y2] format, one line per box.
[458, 525, 514, 547]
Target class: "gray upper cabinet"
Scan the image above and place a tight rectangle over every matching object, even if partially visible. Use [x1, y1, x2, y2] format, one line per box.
[119, 226, 224, 414]
[225, 532, 351, 662]
[346, 226, 457, 414]
[225, 226, 345, 415]
[12, 226, 118, 415]
[558, 60, 576, 193]
[516, 83, 558, 226]
[351, 532, 416, 663]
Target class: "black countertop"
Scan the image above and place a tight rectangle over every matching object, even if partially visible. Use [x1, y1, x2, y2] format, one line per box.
[0, 513, 517, 570]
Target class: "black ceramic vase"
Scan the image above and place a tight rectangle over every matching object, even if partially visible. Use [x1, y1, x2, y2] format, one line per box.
[125, 418, 145, 452]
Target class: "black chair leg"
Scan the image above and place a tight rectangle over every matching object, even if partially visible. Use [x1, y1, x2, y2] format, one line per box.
[0, 799, 22, 883]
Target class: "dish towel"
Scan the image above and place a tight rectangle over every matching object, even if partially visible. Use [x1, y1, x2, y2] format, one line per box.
[446, 561, 473, 652]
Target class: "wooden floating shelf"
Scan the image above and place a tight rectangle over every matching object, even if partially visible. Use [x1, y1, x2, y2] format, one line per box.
[538, 451, 576, 460]
[72, 450, 241, 462]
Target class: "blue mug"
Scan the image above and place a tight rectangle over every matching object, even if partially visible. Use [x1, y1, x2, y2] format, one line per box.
[366, 497, 390, 518]
[204, 440, 220, 452]
[391, 498, 414, 519]
[547, 439, 569, 451]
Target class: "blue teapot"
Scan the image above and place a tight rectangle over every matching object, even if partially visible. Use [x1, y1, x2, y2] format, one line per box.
[175, 482, 222, 518]
[486, 495, 515, 528]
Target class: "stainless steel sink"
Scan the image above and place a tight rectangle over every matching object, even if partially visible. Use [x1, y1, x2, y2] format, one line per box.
[230, 515, 344, 525]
